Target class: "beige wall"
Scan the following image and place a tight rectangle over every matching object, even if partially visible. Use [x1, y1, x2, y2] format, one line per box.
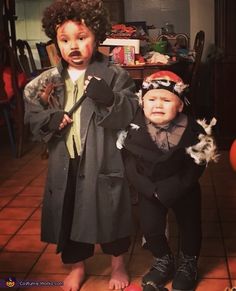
[15, 0, 52, 68]
[124, 0, 215, 61]
[124, 0, 190, 35]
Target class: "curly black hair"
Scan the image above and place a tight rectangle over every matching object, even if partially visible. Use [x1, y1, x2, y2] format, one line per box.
[42, 0, 111, 44]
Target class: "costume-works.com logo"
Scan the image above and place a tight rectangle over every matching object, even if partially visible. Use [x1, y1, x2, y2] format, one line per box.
[4, 277, 17, 288]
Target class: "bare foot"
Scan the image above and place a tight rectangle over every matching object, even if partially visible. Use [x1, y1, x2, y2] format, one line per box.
[109, 255, 129, 290]
[62, 261, 85, 291]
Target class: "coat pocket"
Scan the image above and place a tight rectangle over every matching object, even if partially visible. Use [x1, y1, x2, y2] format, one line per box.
[96, 172, 127, 239]
[97, 172, 124, 213]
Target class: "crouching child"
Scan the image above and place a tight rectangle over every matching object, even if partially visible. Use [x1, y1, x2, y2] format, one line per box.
[117, 70, 219, 291]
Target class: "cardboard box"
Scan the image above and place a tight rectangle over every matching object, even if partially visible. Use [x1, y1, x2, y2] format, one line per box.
[101, 38, 140, 54]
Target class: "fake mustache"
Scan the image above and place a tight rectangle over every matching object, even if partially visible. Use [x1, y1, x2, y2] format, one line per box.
[69, 51, 81, 57]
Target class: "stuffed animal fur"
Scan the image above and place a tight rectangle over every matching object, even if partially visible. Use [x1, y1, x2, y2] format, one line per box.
[186, 118, 219, 165]
[116, 123, 140, 150]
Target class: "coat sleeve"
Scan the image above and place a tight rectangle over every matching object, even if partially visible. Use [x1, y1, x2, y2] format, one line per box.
[24, 70, 64, 142]
[95, 65, 139, 129]
[123, 152, 156, 198]
[125, 151, 205, 207]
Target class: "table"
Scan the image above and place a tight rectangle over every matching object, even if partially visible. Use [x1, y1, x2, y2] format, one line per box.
[122, 61, 180, 80]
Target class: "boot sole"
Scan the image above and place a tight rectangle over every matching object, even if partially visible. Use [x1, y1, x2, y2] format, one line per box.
[142, 268, 174, 287]
[142, 281, 163, 290]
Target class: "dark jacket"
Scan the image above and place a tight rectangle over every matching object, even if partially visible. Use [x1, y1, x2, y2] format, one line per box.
[24, 53, 138, 244]
[122, 108, 206, 208]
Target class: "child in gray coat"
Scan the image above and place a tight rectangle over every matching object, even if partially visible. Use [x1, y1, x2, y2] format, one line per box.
[24, 1, 138, 290]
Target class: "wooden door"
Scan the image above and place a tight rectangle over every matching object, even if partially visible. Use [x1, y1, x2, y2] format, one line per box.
[214, 0, 236, 148]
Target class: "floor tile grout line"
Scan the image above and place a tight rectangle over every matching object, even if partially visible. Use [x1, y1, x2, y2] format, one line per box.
[0, 233, 15, 252]
[16, 243, 51, 291]
[1, 147, 234, 290]
[0, 165, 46, 210]
[0, 146, 49, 290]
[0, 146, 47, 187]
[0, 156, 45, 250]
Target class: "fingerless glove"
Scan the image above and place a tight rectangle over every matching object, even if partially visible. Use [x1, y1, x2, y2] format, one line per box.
[86, 77, 114, 106]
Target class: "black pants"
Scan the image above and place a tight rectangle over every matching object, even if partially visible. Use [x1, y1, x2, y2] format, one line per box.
[58, 154, 130, 264]
[61, 236, 130, 264]
[139, 185, 202, 258]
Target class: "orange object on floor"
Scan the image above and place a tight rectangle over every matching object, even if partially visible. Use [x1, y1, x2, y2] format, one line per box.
[124, 283, 142, 291]
[229, 139, 236, 171]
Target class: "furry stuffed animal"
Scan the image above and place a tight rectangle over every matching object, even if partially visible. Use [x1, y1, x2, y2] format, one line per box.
[186, 118, 219, 165]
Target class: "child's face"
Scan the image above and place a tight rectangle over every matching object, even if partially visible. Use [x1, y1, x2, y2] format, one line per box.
[56, 20, 96, 70]
[142, 89, 184, 126]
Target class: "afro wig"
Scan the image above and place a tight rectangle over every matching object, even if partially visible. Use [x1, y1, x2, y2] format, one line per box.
[42, 0, 111, 44]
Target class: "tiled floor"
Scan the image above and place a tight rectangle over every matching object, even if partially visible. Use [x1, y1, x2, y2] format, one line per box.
[0, 139, 236, 291]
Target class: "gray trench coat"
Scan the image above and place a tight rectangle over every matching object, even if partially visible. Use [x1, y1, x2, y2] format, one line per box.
[24, 54, 138, 245]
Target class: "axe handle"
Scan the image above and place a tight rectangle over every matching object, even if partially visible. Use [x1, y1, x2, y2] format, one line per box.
[67, 92, 87, 117]
[53, 93, 87, 137]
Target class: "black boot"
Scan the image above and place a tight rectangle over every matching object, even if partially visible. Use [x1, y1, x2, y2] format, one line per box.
[143, 284, 169, 291]
[172, 252, 198, 291]
[142, 254, 175, 290]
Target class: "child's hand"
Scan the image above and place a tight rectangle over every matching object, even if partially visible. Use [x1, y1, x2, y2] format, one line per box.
[58, 114, 73, 130]
[85, 76, 114, 106]
[48, 111, 73, 131]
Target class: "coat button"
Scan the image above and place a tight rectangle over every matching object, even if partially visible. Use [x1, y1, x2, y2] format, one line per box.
[154, 192, 159, 199]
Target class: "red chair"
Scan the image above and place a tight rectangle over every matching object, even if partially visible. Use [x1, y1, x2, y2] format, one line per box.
[0, 41, 27, 157]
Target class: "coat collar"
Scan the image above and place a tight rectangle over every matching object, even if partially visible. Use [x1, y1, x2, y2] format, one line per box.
[85, 52, 115, 85]
[133, 108, 200, 149]
[54, 52, 116, 152]
[80, 53, 116, 150]
[128, 108, 203, 163]
[56, 52, 115, 86]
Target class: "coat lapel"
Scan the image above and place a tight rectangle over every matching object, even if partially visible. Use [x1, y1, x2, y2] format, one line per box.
[130, 108, 164, 153]
[80, 54, 116, 152]
[55, 55, 116, 153]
